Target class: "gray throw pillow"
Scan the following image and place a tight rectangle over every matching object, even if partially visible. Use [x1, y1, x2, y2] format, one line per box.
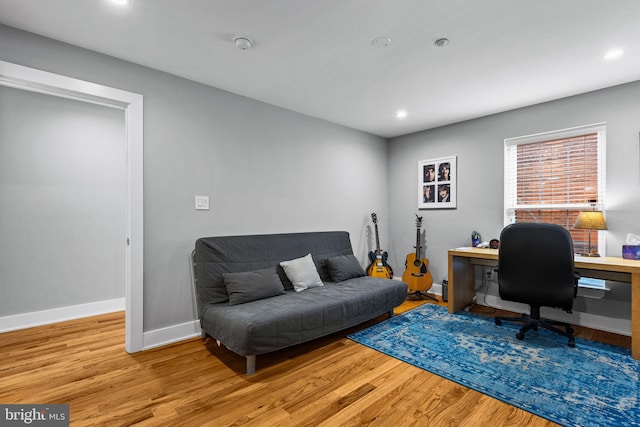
[223, 267, 286, 306]
[280, 254, 324, 292]
[326, 254, 366, 282]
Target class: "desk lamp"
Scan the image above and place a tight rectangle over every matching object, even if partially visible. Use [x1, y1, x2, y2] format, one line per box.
[573, 205, 607, 257]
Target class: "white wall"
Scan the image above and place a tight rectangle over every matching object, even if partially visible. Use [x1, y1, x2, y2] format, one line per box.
[0, 24, 389, 333]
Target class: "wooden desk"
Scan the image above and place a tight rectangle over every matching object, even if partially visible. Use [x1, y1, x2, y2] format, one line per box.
[447, 247, 640, 359]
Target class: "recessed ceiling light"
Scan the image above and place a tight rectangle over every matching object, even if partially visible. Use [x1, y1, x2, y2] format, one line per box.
[434, 38, 449, 48]
[110, 0, 129, 5]
[603, 48, 624, 60]
[395, 110, 407, 119]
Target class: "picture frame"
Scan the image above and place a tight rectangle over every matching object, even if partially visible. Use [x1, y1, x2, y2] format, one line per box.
[418, 155, 457, 209]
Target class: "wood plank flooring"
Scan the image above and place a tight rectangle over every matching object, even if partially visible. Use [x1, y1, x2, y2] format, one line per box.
[0, 299, 630, 426]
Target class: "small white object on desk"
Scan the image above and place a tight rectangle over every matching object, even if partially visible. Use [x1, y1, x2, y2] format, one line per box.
[626, 233, 640, 245]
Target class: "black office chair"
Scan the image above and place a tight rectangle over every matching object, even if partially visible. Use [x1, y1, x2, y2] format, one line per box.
[494, 223, 579, 347]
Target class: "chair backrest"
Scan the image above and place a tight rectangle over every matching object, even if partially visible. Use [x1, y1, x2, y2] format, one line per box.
[498, 223, 576, 310]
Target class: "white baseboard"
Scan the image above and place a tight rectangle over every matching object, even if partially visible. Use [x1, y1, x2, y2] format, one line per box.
[0, 298, 125, 333]
[143, 320, 201, 350]
[0, 299, 202, 351]
[477, 293, 631, 337]
[393, 276, 444, 296]
[432, 283, 443, 295]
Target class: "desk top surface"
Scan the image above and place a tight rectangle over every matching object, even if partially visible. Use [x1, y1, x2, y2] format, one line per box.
[449, 247, 640, 273]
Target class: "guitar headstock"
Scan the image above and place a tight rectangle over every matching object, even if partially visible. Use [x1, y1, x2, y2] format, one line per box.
[371, 213, 378, 224]
[415, 214, 423, 229]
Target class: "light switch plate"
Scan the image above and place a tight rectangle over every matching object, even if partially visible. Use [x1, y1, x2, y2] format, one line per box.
[195, 195, 209, 210]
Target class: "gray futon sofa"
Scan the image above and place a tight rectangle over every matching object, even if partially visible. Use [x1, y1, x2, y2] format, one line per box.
[193, 231, 408, 374]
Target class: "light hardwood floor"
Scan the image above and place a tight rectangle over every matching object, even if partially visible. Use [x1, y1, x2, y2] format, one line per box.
[0, 299, 630, 426]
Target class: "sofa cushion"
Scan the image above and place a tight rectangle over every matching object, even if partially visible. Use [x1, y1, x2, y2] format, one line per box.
[223, 267, 286, 306]
[200, 277, 408, 357]
[280, 254, 324, 292]
[326, 254, 366, 282]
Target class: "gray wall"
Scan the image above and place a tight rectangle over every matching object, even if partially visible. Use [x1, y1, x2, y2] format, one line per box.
[388, 81, 640, 327]
[0, 86, 125, 315]
[0, 25, 389, 331]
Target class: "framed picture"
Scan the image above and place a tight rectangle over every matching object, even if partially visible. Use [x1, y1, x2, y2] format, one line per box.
[418, 156, 457, 209]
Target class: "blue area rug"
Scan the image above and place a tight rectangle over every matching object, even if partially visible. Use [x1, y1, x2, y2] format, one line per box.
[349, 304, 639, 426]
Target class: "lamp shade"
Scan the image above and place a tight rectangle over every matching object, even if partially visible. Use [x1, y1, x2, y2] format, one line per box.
[573, 211, 607, 230]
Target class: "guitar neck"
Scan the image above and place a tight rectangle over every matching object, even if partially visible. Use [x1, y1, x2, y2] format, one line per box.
[374, 224, 382, 254]
[414, 228, 421, 259]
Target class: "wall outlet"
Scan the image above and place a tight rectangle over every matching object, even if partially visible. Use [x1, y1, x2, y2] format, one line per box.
[485, 267, 497, 282]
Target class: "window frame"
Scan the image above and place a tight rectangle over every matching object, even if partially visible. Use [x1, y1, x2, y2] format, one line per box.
[503, 123, 607, 255]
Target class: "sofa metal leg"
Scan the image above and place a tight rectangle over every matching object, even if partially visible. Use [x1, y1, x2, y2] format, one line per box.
[246, 355, 256, 375]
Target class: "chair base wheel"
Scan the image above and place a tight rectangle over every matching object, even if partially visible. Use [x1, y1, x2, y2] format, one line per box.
[495, 310, 576, 348]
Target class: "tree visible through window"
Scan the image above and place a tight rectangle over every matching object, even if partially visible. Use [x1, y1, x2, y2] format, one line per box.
[505, 125, 606, 255]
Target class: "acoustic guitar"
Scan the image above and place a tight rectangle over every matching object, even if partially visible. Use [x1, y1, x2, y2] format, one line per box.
[366, 213, 393, 279]
[402, 215, 434, 297]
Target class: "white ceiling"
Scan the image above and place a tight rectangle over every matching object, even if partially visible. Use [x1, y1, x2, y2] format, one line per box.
[1, 0, 639, 138]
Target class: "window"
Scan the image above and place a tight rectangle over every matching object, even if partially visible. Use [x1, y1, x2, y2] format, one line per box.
[504, 124, 606, 255]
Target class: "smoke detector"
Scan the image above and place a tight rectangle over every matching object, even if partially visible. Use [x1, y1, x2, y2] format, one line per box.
[233, 35, 253, 50]
[372, 37, 392, 48]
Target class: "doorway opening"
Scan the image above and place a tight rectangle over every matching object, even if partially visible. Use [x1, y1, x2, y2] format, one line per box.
[0, 60, 143, 352]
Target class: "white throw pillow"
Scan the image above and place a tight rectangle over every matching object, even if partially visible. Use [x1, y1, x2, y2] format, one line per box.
[280, 253, 324, 292]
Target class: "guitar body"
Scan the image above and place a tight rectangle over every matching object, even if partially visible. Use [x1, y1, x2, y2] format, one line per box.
[367, 213, 394, 279]
[402, 215, 434, 293]
[402, 253, 433, 291]
[367, 250, 393, 279]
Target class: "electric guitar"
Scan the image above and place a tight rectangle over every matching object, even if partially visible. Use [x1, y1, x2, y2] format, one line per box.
[402, 215, 434, 292]
[366, 213, 393, 279]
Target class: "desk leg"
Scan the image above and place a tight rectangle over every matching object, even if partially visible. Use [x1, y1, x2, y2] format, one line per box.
[632, 272, 640, 360]
[448, 254, 476, 313]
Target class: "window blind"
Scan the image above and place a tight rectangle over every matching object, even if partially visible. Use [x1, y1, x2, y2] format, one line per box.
[504, 125, 606, 254]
